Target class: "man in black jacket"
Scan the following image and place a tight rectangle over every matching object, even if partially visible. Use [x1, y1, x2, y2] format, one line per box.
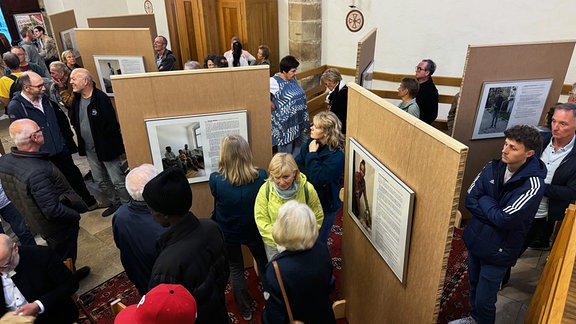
[526, 102, 576, 248]
[69, 68, 130, 217]
[0, 234, 79, 324]
[143, 168, 229, 324]
[8, 71, 103, 212]
[0, 119, 86, 268]
[415, 59, 439, 124]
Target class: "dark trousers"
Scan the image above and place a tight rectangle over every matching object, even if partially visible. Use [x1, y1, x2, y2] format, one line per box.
[44, 225, 80, 264]
[525, 217, 555, 247]
[0, 203, 36, 246]
[226, 239, 268, 314]
[468, 252, 508, 324]
[49, 150, 97, 206]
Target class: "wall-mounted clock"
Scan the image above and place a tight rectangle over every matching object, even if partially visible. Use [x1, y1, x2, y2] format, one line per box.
[345, 9, 364, 33]
[144, 0, 154, 14]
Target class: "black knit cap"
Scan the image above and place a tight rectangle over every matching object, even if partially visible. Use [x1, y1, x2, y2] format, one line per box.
[142, 168, 192, 215]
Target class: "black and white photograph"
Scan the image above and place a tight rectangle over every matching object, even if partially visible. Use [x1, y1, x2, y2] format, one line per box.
[93, 55, 146, 96]
[60, 28, 81, 58]
[472, 79, 553, 139]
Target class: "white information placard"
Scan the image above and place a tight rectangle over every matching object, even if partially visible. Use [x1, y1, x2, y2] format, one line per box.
[145, 111, 249, 183]
[348, 138, 415, 283]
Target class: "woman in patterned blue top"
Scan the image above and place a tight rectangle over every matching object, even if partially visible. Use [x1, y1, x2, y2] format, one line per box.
[270, 55, 309, 155]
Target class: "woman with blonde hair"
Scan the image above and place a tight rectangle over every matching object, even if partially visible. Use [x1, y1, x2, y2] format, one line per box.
[296, 111, 345, 243]
[209, 134, 268, 321]
[262, 201, 336, 323]
[255, 153, 324, 261]
[61, 50, 81, 71]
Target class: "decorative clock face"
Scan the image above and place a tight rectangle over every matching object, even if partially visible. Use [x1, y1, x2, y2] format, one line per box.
[144, 0, 154, 14]
[346, 9, 364, 33]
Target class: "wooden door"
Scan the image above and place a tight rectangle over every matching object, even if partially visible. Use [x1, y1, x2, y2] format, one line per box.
[218, 0, 246, 54]
[164, 0, 221, 68]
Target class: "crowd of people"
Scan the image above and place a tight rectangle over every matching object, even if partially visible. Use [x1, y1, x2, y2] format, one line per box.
[0, 26, 571, 324]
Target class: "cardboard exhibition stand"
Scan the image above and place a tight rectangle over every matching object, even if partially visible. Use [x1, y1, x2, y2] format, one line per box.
[451, 41, 575, 218]
[74, 28, 158, 94]
[47, 10, 77, 60]
[87, 14, 157, 43]
[110, 66, 272, 219]
[343, 83, 468, 322]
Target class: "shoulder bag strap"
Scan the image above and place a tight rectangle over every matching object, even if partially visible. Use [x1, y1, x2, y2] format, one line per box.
[272, 261, 295, 323]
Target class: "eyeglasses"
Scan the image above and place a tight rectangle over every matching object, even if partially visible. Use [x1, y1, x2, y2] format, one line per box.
[28, 83, 45, 89]
[415, 66, 426, 72]
[30, 127, 44, 139]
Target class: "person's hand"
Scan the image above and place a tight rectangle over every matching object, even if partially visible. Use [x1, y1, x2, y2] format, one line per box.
[309, 139, 319, 152]
[15, 303, 40, 317]
[52, 77, 64, 88]
[270, 101, 276, 111]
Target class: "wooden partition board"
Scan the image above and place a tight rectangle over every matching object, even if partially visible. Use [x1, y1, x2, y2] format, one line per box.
[526, 204, 576, 323]
[110, 66, 272, 219]
[343, 83, 468, 323]
[354, 28, 377, 85]
[452, 41, 575, 218]
[87, 14, 157, 43]
[74, 28, 157, 93]
[47, 9, 77, 56]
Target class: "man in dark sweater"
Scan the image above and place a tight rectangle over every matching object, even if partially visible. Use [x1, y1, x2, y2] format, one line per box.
[415, 59, 439, 124]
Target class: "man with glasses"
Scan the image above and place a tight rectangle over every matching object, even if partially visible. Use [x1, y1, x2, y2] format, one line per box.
[0, 119, 88, 277]
[153, 35, 176, 71]
[0, 234, 79, 323]
[10, 46, 48, 78]
[7, 71, 105, 214]
[415, 59, 439, 124]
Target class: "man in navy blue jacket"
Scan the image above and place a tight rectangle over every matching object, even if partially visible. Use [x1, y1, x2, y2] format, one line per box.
[451, 125, 546, 324]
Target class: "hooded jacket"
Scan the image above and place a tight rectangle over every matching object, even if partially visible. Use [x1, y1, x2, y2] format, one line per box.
[464, 155, 546, 266]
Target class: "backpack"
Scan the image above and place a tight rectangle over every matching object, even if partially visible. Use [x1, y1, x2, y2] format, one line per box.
[7, 74, 20, 100]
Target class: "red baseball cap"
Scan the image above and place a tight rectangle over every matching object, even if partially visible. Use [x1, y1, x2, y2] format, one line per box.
[115, 284, 197, 324]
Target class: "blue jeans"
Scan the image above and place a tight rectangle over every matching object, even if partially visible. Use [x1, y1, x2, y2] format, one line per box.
[85, 151, 130, 205]
[468, 252, 508, 324]
[0, 203, 36, 246]
[226, 239, 269, 314]
[318, 211, 337, 243]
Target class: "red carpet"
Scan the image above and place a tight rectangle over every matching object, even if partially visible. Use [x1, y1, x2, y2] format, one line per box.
[438, 227, 471, 323]
[78, 211, 467, 323]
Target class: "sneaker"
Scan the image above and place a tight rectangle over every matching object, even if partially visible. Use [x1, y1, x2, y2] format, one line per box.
[75, 266, 91, 281]
[102, 204, 121, 217]
[87, 200, 111, 211]
[241, 311, 252, 321]
[448, 316, 477, 324]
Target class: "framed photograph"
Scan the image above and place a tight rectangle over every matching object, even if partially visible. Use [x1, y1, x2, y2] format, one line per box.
[348, 137, 415, 283]
[93, 55, 146, 96]
[471, 79, 553, 139]
[13, 13, 45, 33]
[145, 111, 249, 184]
[60, 28, 80, 58]
[360, 60, 374, 90]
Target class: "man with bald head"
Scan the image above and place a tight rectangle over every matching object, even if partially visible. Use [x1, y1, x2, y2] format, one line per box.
[70, 68, 130, 217]
[113, 164, 167, 294]
[0, 234, 78, 323]
[7, 71, 102, 213]
[153, 35, 176, 71]
[0, 119, 87, 271]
